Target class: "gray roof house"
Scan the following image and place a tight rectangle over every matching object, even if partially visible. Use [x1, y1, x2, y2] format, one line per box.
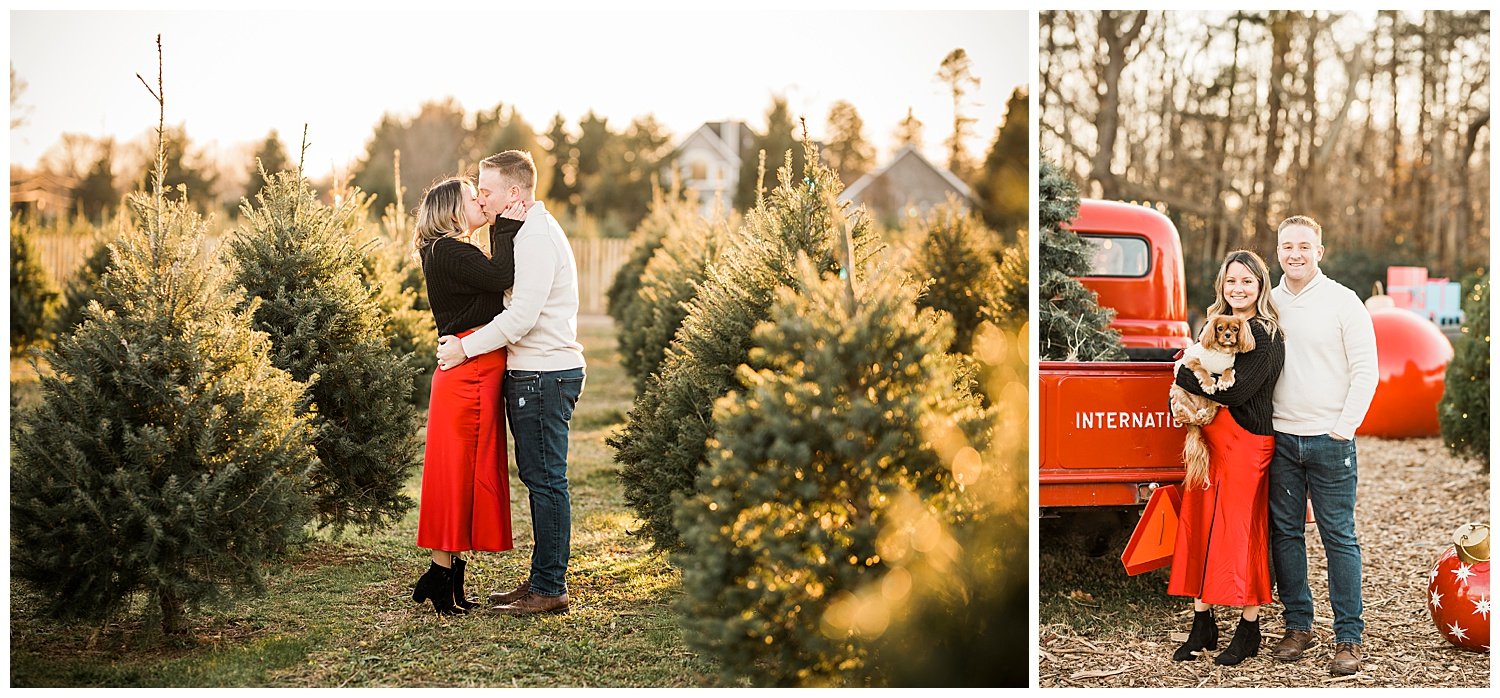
[838, 145, 975, 223]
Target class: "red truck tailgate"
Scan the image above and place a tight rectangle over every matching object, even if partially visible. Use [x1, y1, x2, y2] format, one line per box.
[1040, 361, 1188, 507]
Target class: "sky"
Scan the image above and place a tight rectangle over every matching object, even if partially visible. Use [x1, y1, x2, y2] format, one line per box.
[9, 9, 1029, 181]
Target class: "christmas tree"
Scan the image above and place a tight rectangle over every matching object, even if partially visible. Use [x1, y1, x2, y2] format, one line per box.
[11, 58, 317, 632]
[996, 230, 1029, 329]
[867, 320, 1028, 686]
[227, 170, 423, 534]
[10, 222, 60, 354]
[611, 139, 878, 550]
[1038, 158, 1124, 361]
[675, 252, 989, 686]
[907, 198, 1008, 354]
[606, 188, 674, 329]
[1439, 273, 1489, 468]
[51, 234, 115, 337]
[619, 205, 733, 395]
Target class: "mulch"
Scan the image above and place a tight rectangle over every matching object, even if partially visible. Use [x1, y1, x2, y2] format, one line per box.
[1039, 436, 1491, 687]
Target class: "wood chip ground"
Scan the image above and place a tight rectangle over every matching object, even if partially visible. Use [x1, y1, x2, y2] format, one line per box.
[1039, 437, 1491, 688]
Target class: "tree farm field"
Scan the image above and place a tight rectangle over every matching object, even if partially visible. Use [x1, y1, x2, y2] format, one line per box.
[9, 316, 731, 688]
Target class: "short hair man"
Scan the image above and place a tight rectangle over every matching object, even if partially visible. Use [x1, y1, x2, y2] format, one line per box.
[1267, 215, 1378, 675]
[436, 150, 586, 615]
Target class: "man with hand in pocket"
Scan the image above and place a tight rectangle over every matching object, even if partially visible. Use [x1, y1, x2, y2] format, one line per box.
[1266, 215, 1378, 676]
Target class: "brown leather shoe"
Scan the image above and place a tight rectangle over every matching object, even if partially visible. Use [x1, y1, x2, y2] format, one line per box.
[1330, 642, 1362, 676]
[1272, 629, 1318, 662]
[492, 591, 570, 616]
[487, 579, 530, 606]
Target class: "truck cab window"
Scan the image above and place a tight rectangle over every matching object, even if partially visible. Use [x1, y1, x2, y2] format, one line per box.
[1081, 235, 1150, 278]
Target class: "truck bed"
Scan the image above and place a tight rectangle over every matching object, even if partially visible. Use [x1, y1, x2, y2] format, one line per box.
[1040, 360, 1188, 508]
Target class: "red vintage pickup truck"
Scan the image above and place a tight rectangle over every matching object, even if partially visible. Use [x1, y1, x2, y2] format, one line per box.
[1067, 199, 1192, 362]
[1042, 199, 1191, 513]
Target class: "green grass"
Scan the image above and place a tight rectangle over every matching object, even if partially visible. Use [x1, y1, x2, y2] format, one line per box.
[9, 317, 727, 687]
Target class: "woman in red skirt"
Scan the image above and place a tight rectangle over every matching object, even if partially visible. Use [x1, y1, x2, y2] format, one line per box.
[410, 176, 527, 615]
[1167, 250, 1285, 665]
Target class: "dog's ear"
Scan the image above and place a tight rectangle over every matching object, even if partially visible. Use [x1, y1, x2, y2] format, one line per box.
[1198, 318, 1216, 348]
[1237, 318, 1257, 353]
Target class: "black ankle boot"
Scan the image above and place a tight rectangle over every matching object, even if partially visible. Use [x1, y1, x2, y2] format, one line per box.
[412, 561, 463, 616]
[1173, 609, 1219, 661]
[451, 556, 479, 611]
[1214, 616, 1261, 666]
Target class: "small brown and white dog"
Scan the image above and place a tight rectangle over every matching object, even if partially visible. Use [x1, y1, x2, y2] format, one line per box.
[1169, 315, 1256, 488]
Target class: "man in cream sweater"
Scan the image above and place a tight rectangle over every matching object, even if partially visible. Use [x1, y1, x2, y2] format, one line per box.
[437, 150, 585, 616]
[1266, 215, 1378, 676]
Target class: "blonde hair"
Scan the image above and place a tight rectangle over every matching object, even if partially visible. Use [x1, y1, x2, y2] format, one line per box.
[1205, 249, 1281, 339]
[1277, 214, 1322, 243]
[479, 150, 537, 190]
[413, 176, 473, 253]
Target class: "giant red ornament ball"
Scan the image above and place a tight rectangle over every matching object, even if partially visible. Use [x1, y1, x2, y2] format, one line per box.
[1361, 307, 1453, 438]
[1427, 523, 1491, 653]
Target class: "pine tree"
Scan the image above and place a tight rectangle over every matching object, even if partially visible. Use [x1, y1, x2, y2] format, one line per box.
[611, 140, 878, 550]
[1038, 158, 1125, 361]
[606, 191, 673, 328]
[996, 230, 1029, 329]
[619, 202, 733, 394]
[9, 222, 60, 354]
[1439, 273, 1489, 468]
[134, 125, 219, 211]
[360, 226, 436, 406]
[675, 252, 990, 686]
[227, 171, 423, 534]
[11, 74, 317, 631]
[824, 100, 875, 185]
[894, 107, 924, 152]
[979, 87, 1028, 238]
[736, 96, 804, 210]
[245, 130, 291, 200]
[867, 321, 1028, 687]
[936, 48, 980, 182]
[544, 113, 576, 204]
[907, 198, 1008, 354]
[50, 234, 114, 337]
[73, 140, 120, 223]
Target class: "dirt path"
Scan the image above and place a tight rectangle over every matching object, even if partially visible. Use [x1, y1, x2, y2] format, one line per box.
[1039, 437, 1491, 688]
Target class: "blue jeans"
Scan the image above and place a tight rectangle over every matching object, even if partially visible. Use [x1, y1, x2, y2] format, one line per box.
[1269, 431, 1364, 645]
[505, 367, 584, 597]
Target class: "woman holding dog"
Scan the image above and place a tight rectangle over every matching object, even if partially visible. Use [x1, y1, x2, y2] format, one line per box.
[1167, 249, 1285, 666]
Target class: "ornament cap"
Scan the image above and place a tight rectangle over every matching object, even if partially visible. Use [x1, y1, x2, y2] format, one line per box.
[1454, 523, 1490, 565]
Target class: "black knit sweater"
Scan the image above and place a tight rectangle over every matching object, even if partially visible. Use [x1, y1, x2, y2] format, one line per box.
[1173, 318, 1285, 436]
[419, 217, 523, 336]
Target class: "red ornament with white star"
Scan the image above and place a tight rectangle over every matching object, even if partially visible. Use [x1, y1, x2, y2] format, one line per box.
[1427, 523, 1491, 653]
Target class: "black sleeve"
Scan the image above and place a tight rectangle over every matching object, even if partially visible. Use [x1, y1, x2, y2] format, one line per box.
[488, 218, 520, 288]
[1173, 324, 1282, 407]
[430, 237, 514, 292]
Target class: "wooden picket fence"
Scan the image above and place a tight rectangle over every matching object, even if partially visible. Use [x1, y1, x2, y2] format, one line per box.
[33, 233, 636, 318]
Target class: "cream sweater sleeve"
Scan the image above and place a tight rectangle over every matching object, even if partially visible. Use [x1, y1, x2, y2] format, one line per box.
[1334, 291, 1379, 438]
[458, 202, 552, 359]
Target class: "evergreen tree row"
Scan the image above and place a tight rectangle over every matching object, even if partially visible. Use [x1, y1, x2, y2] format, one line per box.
[610, 143, 880, 551]
[607, 135, 1027, 684]
[675, 254, 993, 685]
[11, 185, 320, 635]
[11, 159, 425, 633]
[228, 170, 424, 534]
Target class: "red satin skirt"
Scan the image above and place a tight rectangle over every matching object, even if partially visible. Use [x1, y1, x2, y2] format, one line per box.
[416, 329, 513, 552]
[1167, 408, 1274, 606]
